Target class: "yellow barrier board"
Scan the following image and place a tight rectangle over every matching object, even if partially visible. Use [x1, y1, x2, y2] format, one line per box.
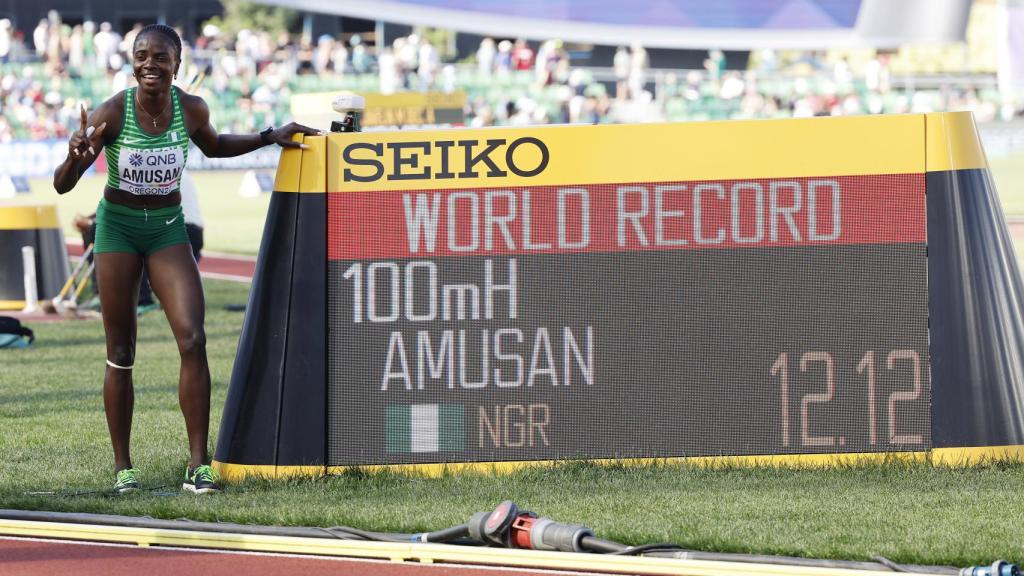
[0, 204, 60, 229]
[324, 114, 934, 193]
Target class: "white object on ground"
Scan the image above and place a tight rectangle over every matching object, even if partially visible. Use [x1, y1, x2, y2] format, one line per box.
[21, 246, 38, 313]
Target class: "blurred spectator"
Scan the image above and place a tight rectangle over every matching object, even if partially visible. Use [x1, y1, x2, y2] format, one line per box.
[0, 115, 13, 142]
[122, 23, 144, 64]
[496, 40, 513, 74]
[613, 46, 630, 100]
[628, 42, 648, 99]
[331, 38, 348, 75]
[476, 37, 495, 76]
[864, 52, 891, 93]
[399, 33, 420, 83]
[536, 39, 568, 86]
[111, 64, 132, 93]
[350, 34, 372, 73]
[704, 48, 726, 85]
[314, 34, 333, 74]
[755, 48, 777, 73]
[832, 56, 852, 87]
[379, 47, 399, 94]
[32, 19, 47, 58]
[719, 71, 744, 100]
[0, 20, 11, 64]
[68, 25, 85, 72]
[196, 23, 217, 50]
[418, 39, 438, 90]
[296, 36, 315, 74]
[94, 22, 121, 70]
[440, 64, 457, 93]
[511, 39, 533, 71]
[506, 98, 532, 126]
[470, 102, 494, 127]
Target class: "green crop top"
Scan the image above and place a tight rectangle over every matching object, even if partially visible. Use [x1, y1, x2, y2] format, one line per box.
[104, 86, 189, 196]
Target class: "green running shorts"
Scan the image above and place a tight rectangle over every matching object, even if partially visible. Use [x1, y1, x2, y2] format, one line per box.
[93, 198, 189, 255]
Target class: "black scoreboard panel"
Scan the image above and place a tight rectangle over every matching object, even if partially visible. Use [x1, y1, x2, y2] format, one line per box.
[326, 177, 930, 466]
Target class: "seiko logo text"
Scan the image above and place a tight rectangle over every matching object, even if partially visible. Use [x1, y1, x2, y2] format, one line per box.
[343, 137, 550, 182]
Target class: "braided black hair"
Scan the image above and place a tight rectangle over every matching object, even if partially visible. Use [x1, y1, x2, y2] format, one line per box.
[137, 24, 182, 59]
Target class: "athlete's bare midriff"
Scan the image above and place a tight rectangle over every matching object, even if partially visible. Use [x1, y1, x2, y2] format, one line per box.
[104, 186, 182, 209]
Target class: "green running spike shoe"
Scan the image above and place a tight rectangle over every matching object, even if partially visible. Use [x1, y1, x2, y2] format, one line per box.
[183, 464, 221, 494]
[114, 468, 140, 494]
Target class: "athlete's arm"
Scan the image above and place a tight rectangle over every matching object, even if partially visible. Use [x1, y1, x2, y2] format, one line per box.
[183, 94, 321, 158]
[53, 100, 117, 194]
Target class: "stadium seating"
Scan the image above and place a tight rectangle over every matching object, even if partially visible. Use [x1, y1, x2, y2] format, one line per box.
[0, 52, 1015, 141]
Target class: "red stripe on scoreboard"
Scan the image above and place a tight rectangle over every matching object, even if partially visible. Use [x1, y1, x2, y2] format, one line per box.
[327, 174, 925, 260]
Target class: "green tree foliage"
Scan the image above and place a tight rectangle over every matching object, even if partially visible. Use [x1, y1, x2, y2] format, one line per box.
[204, 0, 300, 40]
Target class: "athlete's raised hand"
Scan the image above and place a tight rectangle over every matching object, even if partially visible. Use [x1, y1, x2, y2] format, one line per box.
[264, 122, 323, 149]
[68, 103, 107, 160]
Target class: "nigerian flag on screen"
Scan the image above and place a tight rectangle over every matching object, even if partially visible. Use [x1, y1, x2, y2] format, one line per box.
[386, 404, 464, 453]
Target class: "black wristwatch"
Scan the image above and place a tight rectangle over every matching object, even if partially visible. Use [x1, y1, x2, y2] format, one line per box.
[259, 126, 274, 145]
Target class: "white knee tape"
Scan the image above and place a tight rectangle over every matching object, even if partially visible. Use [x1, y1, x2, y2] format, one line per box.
[106, 359, 134, 370]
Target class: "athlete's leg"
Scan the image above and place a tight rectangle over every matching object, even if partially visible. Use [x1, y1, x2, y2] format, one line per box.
[146, 243, 210, 467]
[96, 252, 144, 472]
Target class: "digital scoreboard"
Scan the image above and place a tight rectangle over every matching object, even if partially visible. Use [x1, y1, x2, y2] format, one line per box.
[214, 113, 1024, 479]
[326, 169, 930, 464]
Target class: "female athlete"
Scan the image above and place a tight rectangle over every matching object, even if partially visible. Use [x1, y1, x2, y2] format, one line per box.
[53, 24, 320, 494]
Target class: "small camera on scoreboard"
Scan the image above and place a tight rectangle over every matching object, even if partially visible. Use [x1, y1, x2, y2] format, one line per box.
[330, 92, 365, 133]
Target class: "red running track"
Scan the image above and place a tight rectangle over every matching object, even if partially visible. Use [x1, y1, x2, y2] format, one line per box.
[4, 245, 257, 323]
[1009, 218, 1024, 242]
[1, 537, 614, 576]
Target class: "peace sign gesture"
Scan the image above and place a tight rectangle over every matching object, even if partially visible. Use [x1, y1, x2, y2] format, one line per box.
[68, 103, 107, 160]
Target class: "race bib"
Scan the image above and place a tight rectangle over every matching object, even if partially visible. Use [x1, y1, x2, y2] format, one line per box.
[118, 146, 186, 195]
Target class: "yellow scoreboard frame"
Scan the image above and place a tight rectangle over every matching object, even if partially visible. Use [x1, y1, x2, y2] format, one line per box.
[214, 112, 1024, 481]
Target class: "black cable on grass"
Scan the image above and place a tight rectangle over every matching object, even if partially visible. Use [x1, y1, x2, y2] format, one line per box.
[610, 543, 687, 556]
[319, 526, 389, 541]
[577, 536, 628, 553]
[419, 523, 471, 543]
[317, 524, 473, 544]
[873, 556, 911, 573]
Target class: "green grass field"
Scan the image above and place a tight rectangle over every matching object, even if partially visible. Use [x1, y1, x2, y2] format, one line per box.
[3, 152, 1024, 567]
